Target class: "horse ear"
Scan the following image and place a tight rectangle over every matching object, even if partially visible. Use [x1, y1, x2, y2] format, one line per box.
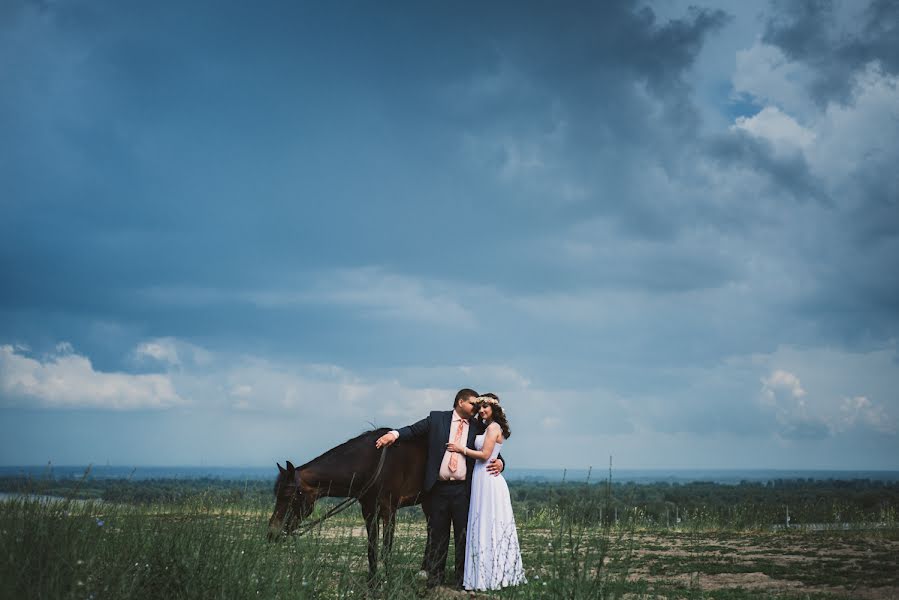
[277, 462, 285, 474]
[286, 460, 295, 472]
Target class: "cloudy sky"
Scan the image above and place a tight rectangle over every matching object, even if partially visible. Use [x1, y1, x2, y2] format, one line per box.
[2, 0, 897, 470]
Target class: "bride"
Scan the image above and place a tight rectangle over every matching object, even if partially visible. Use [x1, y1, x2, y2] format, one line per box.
[446, 393, 526, 591]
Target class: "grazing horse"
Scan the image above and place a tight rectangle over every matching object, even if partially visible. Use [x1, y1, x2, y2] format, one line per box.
[268, 428, 428, 579]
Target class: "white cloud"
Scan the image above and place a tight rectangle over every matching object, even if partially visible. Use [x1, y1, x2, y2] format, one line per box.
[762, 369, 806, 401]
[840, 396, 896, 435]
[759, 369, 830, 440]
[135, 338, 180, 366]
[733, 106, 816, 155]
[3, 336, 895, 467]
[754, 347, 899, 441]
[132, 337, 213, 369]
[0, 344, 184, 410]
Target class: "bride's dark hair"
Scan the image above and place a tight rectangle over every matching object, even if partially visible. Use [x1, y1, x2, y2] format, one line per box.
[480, 392, 511, 439]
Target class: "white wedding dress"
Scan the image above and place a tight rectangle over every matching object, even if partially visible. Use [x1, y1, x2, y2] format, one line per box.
[463, 433, 527, 591]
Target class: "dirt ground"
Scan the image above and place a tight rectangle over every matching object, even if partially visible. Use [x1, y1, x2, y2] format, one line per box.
[602, 528, 899, 599]
[311, 520, 899, 598]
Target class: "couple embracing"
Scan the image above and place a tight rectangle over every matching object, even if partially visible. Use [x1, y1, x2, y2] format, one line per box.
[375, 388, 526, 591]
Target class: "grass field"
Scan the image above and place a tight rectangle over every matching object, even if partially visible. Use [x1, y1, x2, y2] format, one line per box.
[2, 492, 898, 600]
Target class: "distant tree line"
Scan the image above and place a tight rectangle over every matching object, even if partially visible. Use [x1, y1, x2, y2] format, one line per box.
[2, 476, 896, 528]
[512, 478, 899, 528]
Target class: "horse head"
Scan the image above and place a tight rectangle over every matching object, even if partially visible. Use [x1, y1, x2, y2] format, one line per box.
[267, 460, 316, 540]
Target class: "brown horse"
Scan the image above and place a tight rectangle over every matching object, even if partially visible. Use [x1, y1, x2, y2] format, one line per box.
[268, 428, 428, 579]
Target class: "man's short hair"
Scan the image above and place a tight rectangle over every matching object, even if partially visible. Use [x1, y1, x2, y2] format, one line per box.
[453, 388, 479, 408]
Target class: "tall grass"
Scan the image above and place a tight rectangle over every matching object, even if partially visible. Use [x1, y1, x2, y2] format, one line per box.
[7, 472, 892, 599]
[0, 481, 631, 599]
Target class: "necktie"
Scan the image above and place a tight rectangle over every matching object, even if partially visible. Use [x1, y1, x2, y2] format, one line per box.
[448, 418, 465, 473]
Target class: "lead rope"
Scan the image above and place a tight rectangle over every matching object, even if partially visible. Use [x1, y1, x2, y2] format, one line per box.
[290, 445, 389, 537]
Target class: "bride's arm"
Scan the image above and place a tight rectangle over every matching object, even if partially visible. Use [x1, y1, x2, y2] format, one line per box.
[447, 423, 502, 461]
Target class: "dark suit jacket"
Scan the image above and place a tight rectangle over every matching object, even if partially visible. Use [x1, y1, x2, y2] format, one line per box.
[397, 410, 504, 493]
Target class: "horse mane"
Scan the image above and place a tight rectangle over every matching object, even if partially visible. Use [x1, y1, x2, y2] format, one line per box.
[275, 428, 390, 493]
[282, 427, 389, 472]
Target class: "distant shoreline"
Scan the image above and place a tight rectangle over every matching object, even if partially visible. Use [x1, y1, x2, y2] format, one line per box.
[2, 465, 898, 484]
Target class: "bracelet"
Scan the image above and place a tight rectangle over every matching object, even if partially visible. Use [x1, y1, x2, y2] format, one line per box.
[462, 447, 467, 456]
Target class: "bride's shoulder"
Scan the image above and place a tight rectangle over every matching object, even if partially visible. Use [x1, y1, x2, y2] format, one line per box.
[486, 421, 502, 436]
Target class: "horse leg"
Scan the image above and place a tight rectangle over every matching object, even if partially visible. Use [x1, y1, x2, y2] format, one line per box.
[382, 508, 396, 556]
[362, 499, 379, 584]
[381, 501, 398, 576]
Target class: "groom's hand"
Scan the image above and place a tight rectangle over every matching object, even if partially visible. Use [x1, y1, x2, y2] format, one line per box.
[375, 431, 398, 449]
[486, 458, 503, 476]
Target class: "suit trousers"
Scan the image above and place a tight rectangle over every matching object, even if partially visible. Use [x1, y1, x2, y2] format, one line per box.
[424, 480, 469, 587]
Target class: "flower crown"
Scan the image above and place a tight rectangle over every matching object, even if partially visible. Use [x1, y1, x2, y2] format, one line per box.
[477, 395, 500, 406]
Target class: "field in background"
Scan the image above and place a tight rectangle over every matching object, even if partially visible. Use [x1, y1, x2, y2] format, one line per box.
[2, 474, 898, 599]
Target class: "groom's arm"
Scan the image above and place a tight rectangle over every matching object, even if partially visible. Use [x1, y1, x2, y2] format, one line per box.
[396, 415, 431, 440]
[375, 414, 431, 448]
[488, 452, 506, 475]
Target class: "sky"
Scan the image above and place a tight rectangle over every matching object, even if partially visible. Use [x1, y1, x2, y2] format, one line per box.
[1, 0, 897, 470]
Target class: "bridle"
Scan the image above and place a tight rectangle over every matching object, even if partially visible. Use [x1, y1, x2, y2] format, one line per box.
[280, 445, 389, 538]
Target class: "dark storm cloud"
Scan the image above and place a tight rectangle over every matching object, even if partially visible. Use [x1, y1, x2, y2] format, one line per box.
[763, 0, 899, 105]
[2, 0, 892, 371]
[704, 130, 828, 204]
[0, 0, 731, 331]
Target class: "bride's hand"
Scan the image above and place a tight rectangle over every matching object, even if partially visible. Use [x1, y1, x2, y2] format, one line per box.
[445, 442, 464, 454]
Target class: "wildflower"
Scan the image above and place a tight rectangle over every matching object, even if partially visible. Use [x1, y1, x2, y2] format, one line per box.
[96, 519, 104, 527]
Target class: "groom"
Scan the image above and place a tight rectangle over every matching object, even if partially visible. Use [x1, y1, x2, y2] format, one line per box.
[375, 388, 504, 589]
